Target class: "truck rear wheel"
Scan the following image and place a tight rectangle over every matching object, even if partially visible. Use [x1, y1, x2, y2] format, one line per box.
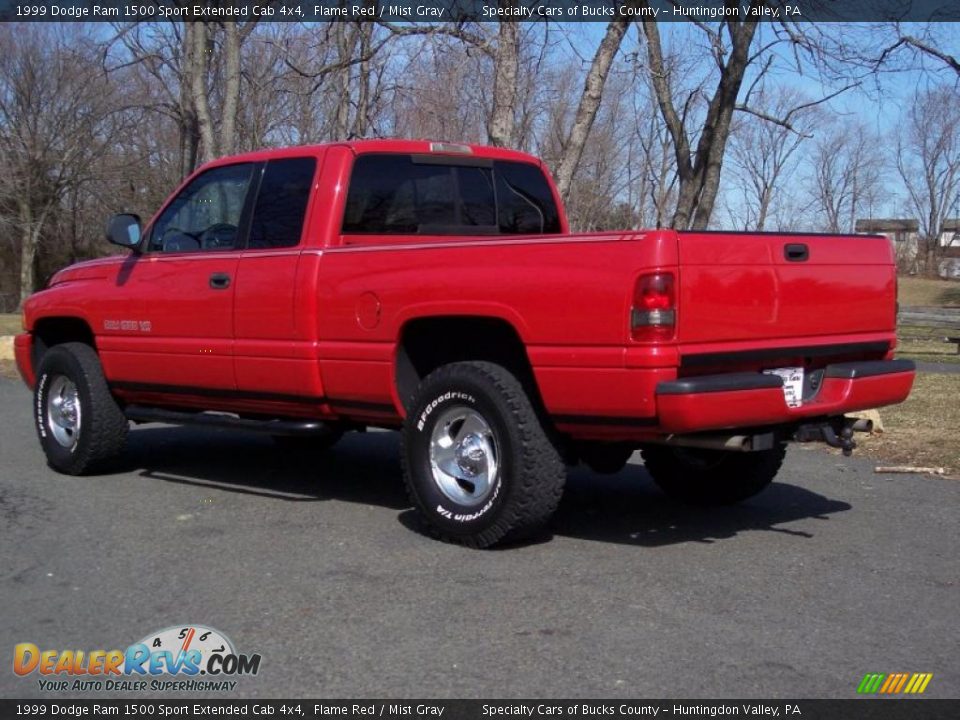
[578, 442, 635, 474]
[640, 444, 786, 505]
[401, 361, 565, 548]
[34, 342, 128, 475]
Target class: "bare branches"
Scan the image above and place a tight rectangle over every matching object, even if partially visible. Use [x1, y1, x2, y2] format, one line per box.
[553, 19, 631, 201]
[642, 13, 760, 229]
[735, 82, 857, 136]
[894, 86, 960, 274]
[899, 34, 960, 75]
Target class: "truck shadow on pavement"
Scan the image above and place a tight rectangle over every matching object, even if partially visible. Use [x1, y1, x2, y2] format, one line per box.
[548, 465, 852, 547]
[120, 426, 852, 548]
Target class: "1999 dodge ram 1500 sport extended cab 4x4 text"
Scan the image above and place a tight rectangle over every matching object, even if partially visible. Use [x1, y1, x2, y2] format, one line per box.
[15, 140, 916, 547]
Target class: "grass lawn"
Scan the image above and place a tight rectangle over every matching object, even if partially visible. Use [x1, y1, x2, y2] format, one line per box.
[897, 275, 960, 307]
[895, 336, 960, 364]
[857, 372, 960, 475]
[0, 313, 21, 335]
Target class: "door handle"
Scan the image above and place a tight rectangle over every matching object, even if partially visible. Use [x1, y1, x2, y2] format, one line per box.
[784, 243, 809, 262]
[209, 272, 231, 290]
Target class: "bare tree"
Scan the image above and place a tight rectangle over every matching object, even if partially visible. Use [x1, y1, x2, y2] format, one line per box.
[553, 19, 631, 201]
[810, 122, 883, 234]
[640, 13, 760, 229]
[727, 88, 816, 230]
[388, 34, 489, 142]
[639, 8, 856, 229]
[110, 17, 260, 171]
[0, 25, 125, 305]
[562, 71, 636, 230]
[107, 22, 200, 177]
[895, 86, 960, 275]
[189, 20, 260, 162]
[488, 11, 520, 147]
[622, 57, 678, 229]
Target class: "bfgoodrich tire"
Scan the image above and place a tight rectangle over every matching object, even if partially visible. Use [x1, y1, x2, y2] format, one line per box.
[641, 444, 786, 505]
[401, 361, 566, 548]
[34, 343, 128, 475]
[578, 442, 635, 475]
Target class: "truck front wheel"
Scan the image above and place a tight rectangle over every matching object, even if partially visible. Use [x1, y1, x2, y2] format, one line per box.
[401, 361, 566, 548]
[640, 444, 786, 505]
[34, 342, 128, 475]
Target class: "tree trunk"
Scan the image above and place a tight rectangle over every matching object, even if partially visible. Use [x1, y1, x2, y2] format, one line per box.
[488, 15, 519, 147]
[553, 19, 630, 202]
[756, 187, 771, 231]
[221, 21, 241, 156]
[18, 201, 36, 307]
[190, 22, 217, 163]
[331, 24, 360, 139]
[177, 25, 199, 177]
[643, 16, 758, 230]
[352, 23, 372, 138]
[179, 114, 199, 178]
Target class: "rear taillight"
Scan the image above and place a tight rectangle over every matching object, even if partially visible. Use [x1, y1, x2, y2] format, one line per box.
[631, 272, 676, 341]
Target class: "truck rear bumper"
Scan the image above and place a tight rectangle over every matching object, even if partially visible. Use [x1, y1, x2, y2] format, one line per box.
[14, 333, 34, 388]
[656, 359, 915, 434]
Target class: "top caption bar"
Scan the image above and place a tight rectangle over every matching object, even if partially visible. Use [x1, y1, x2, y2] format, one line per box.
[1, 0, 959, 22]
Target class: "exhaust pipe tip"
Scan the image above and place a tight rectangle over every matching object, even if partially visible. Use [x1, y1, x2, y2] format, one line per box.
[850, 418, 873, 433]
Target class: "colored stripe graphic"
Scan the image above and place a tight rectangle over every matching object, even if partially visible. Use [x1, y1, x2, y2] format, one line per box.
[857, 674, 884, 693]
[893, 674, 909, 693]
[857, 673, 933, 694]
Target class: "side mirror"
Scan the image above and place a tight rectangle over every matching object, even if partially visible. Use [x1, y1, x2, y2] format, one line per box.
[106, 214, 142, 250]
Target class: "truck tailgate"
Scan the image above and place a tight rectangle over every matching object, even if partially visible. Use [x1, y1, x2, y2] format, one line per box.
[675, 233, 897, 352]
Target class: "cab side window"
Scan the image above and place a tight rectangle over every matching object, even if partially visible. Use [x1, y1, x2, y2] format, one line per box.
[148, 163, 255, 253]
[247, 157, 317, 249]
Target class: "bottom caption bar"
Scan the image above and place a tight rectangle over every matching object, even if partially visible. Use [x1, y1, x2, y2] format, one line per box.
[2, 701, 956, 720]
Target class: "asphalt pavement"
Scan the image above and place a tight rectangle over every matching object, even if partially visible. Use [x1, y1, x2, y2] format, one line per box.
[0, 378, 957, 699]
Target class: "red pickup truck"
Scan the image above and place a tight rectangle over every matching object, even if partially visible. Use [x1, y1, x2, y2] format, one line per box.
[15, 139, 915, 547]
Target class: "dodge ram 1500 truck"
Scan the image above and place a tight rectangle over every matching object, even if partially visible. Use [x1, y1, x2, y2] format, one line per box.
[15, 139, 915, 547]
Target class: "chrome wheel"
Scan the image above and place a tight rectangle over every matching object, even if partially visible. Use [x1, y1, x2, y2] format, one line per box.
[429, 405, 499, 507]
[46, 375, 81, 450]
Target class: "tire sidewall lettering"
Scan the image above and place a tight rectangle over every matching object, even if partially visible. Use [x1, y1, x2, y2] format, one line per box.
[35, 371, 49, 439]
[34, 353, 86, 462]
[412, 387, 508, 528]
[416, 391, 476, 432]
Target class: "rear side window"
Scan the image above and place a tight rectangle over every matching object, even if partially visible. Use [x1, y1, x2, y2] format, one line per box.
[495, 161, 560, 234]
[342, 154, 560, 235]
[248, 157, 317, 249]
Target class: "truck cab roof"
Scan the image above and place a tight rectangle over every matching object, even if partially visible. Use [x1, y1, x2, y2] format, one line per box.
[200, 139, 545, 171]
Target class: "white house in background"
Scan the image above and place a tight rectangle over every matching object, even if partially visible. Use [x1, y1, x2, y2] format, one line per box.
[855, 218, 960, 278]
